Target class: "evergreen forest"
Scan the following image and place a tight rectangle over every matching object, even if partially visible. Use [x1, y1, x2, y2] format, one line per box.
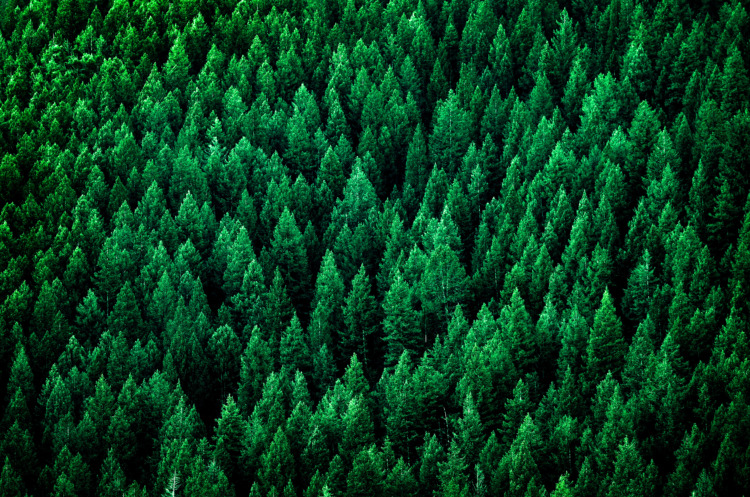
[1, 0, 750, 495]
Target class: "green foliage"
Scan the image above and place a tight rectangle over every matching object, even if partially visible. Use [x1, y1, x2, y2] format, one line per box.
[430, 91, 471, 175]
[309, 250, 344, 351]
[280, 312, 311, 373]
[422, 241, 468, 332]
[0, 1, 746, 495]
[208, 324, 241, 400]
[342, 265, 378, 373]
[586, 290, 627, 387]
[271, 208, 310, 307]
[383, 271, 421, 368]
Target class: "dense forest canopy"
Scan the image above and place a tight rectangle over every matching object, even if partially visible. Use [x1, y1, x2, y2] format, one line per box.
[0, 0, 749, 495]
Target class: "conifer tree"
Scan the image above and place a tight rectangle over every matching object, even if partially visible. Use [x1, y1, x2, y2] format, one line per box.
[342, 265, 378, 372]
[6, 344, 34, 408]
[422, 241, 468, 332]
[0, 1, 748, 494]
[281, 312, 311, 374]
[165, 35, 190, 96]
[308, 250, 345, 351]
[208, 324, 241, 400]
[214, 395, 244, 485]
[586, 289, 626, 387]
[623, 250, 656, 324]
[223, 226, 255, 298]
[430, 91, 471, 175]
[0, 456, 26, 497]
[383, 271, 421, 368]
[238, 326, 273, 415]
[271, 208, 310, 307]
[419, 434, 446, 496]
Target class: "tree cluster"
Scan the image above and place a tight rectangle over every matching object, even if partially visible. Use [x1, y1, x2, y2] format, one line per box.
[0, 0, 749, 495]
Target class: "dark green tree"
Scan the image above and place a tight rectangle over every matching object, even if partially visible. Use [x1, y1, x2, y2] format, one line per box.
[622, 250, 656, 324]
[108, 281, 143, 342]
[422, 241, 468, 332]
[308, 250, 345, 352]
[280, 312, 311, 374]
[420, 434, 446, 496]
[342, 265, 378, 373]
[271, 208, 310, 307]
[238, 326, 273, 415]
[346, 445, 384, 497]
[214, 395, 245, 485]
[586, 289, 626, 387]
[430, 91, 471, 175]
[0, 456, 26, 497]
[165, 35, 190, 95]
[208, 324, 241, 400]
[383, 270, 421, 368]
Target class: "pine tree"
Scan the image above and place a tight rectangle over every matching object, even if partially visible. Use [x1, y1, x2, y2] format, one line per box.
[6, 344, 34, 409]
[622, 250, 656, 324]
[318, 146, 346, 199]
[720, 43, 749, 115]
[276, 41, 304, 103]
[607, 438, 656, 497]
[420, 434, 446, 496]
[383, 271, 420, 368]
[238, 326, 273, 415]
[312, 344, 337, 394]
[231, 259, 266, 334]
[548, 9, 579, 99]
[562, 54, 589, 129]
[430, 91, 471, 175]
[0, 421, 37, 486]
[627, 100, 661, 198]
[586, 289, 626, 387]
[457, 391, 483, 468]
[0, 456, 26, 497]
[385, 457, 418, 497]
[262, 269, 295, 363]
[271, 208, 310, 307]
[98, 449, 126, 497]
[165, 35, 190, 95]
[493, 415, 544, 497]
[500, 289, 537, 375]
[259, 427, 295, 495]
[500, 379, 534, 449]
[551, 473, 574, 497]
[308, 250, 345, 351]
[342, 265, 378, 373]
[280, 312, 311, 374]
[108, 281, 143, 342]
[208, 324, 241, 401]
[340, 395, 375, 464]
[437, 439, 469, 497]
[223, 227, 256, 298]
[383, 351, 417, 459]
[214, 395, 244, 485]
[422, 241, 468, 332]
[285, 106, 315, 178]
[347, 445, 384, 497]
